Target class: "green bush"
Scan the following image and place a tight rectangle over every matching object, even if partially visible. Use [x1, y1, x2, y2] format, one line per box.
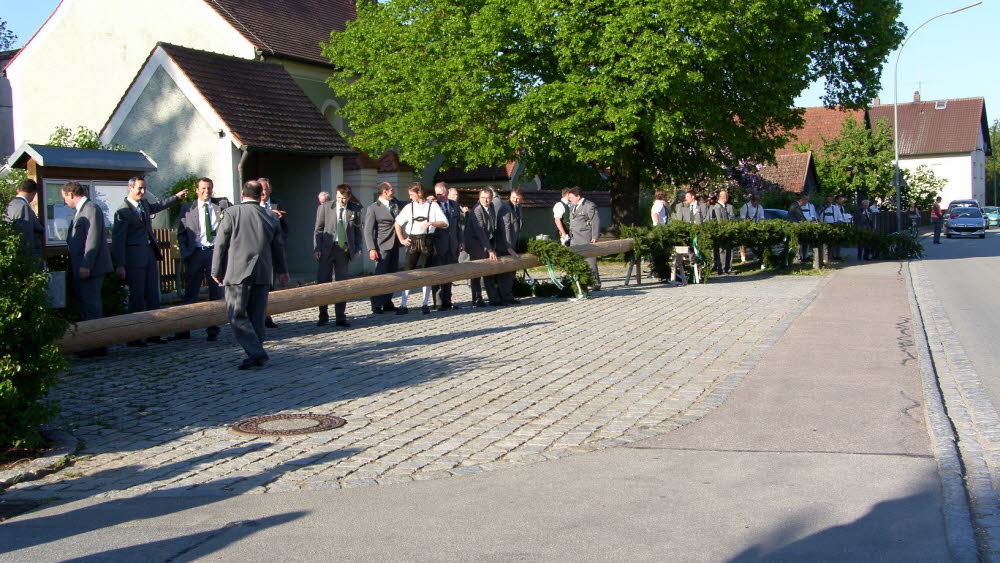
[526, 239, 595, 291]
[0, 220, 69, 448]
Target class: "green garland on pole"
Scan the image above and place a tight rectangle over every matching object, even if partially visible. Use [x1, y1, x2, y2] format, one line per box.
[527, 239, 595, 297]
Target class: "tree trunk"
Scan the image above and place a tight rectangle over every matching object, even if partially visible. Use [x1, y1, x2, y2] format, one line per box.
[609, 149, 641, 227]
[813, 245, 823, 270]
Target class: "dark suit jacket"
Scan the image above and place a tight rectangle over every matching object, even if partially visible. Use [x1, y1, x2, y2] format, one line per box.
[570, 198, 600, 243]
[465, 203, 496, 258]
[6, 196, 44, 259]
[496, 201, 523, 255]
[433, 198, 462, 258]
[364, 199, 400, 254]
[854, 209, 876, 232]
[111, 194, 180, 267]
[212, 201, 287, 286]
[177, 197, 231, 260]
[315, 201, 363, 257]
[262, 197, 289, 236]
[68, 199, 113, 278]
[788, 202, 807, 223]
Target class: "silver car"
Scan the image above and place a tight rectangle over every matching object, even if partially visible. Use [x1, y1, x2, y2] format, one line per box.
[945, 207, 986, 239]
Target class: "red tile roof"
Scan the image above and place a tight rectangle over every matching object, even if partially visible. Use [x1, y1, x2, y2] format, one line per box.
[868, 97, 990, 156]
[158, 43, 353, 155]
[757, 152, 815, 194]
[204, 0, 356, 65]
[436, 163, 517, 183]
[775, 107, 866, 157]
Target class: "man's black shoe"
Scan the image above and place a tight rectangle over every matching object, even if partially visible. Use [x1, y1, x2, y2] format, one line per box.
[473, 300, 487, 308]
[265, 317, 279, 328]
[422, 306, 431, 315]
[372, 307, 384, 314]
[450, 304, 461, 310]
[238, 355, 268, 370]
[396, 307, 409, 315]
[317, 316, 329, 327]
[489, 301, 505, 307]
[127, 340, 147, 348]
[335, 318, 350, 327]
[76, 347, 108, 359]
[206, 332, 218, 342]
[383, 303, 398, 312]
[146, 336, 168, 345]
[505, 299, 521, 305]
[167, 332, 191, 342]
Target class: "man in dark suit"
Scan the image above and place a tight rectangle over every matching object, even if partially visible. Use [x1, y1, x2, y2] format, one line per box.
[364, 181, 401, 314]
[212, 180, 289, 369]
[111, 176, 185, 347]
[707, 189, 736, 274]
[314, 183, 363, 327]
[566, 186, 602, 290]
[854, 199, 877, 261]
[6, 178, 44, 261]
[258, 178, 288, 328]
[170, 177, 230, 342]
[496, 187, 524, 305]
[62, 181, 113, 357]
[431, 181, 462, 310]
[465, 187, 501, 306]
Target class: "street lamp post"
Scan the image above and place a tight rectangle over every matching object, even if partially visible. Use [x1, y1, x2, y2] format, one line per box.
[893, 1, 982, 232]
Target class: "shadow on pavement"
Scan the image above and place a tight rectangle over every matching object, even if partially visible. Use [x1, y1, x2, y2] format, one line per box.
[728, 489, 950, 562]
[0, 450, 353, 556]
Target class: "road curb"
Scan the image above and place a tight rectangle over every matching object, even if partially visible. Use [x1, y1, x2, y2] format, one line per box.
[0, 428, 79, 491]
[904, 260, 982, 562]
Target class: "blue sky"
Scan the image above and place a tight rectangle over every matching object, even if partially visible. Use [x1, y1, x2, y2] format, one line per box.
[4, 0, 996, 123]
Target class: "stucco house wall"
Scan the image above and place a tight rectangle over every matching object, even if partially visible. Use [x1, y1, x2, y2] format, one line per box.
[5, 0, 255, 146]
[108, 67, 220, 205]
[899, 129, 987, 207]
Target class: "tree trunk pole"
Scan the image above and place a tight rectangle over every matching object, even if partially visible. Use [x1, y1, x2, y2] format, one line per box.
[60, 239, 635, 353]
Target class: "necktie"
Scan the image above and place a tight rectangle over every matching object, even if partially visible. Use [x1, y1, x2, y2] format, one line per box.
[337, 207, 347, 248]
[486, 206, 495, 238]
[515, 205, 522, 230]
[389, 201, 397, 217]
[204, 203, 215, 243]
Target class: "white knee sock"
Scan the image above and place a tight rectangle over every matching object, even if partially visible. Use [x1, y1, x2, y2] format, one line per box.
[421, 286, 431, 306]
[401, 289, 410, 307]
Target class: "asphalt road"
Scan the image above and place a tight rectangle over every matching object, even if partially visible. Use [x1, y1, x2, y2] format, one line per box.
[919, 228, 1000, 413]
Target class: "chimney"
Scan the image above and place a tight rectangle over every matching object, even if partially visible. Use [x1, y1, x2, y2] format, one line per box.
[874, 97, 881, 105]
[914, 91, 921, 102]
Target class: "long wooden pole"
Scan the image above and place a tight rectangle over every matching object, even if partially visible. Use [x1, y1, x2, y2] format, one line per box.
[59, 239, 634, 353]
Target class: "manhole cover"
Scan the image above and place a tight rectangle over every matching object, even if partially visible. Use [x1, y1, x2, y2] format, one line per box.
[230, 414, 346, 437]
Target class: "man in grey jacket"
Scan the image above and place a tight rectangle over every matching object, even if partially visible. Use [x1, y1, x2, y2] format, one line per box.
[431, 181, 463, 310]
[6, 178, 44, 261]
[364, 181, 401, 314]
[496, 187, 524, 305]
[465, 188, 501, 306]
[708, 189, 735, 274]
[674, 190, 706, 224]
[212, 180, 289, 369]
[314, 183, 363, 327]
[62, 181, 113, 357]
[170, 177, 230, 342]
[111, 176, 185, 347]
[566, 186, 601, 290]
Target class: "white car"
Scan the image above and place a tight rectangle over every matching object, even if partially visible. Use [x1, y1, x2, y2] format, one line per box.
[945, 207, 986, 239]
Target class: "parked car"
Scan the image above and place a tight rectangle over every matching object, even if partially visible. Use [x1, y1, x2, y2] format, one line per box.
[947, 199, 981, 211]
[763, 209, 788, 220]
[945, 207, 986, 239]
[981, 206, 999, 229]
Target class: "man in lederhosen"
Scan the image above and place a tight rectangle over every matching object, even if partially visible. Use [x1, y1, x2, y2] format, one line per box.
[394, 183, 448, 314]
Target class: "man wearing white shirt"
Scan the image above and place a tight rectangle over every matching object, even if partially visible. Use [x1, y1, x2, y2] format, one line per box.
[394, 183, 448, 314]
[650, 189, 669, 226]
[553, 187, 572, 245]
[172, 177, 231, 341]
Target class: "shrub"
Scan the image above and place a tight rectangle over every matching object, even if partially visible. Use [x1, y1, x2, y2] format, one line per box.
[0, 220, 69, 448]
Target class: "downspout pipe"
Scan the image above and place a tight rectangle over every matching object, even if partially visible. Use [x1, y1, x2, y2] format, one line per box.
[238, 146, 250, 189]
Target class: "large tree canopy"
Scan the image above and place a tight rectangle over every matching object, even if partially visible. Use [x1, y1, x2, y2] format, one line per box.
[324, 0, 904, 225]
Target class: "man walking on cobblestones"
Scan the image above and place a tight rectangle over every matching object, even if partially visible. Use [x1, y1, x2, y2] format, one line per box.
[212, 180, 289, 370]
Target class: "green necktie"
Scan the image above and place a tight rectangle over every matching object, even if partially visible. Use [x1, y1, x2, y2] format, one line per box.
[337, 207, 347, 248]
[204, 203, 215, 242]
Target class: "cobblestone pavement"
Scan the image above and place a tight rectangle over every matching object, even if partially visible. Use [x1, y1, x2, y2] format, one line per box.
[4, 269, 826, 501]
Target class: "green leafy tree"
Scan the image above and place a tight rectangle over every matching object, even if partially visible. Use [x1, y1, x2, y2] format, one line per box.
[324, 0, 904, 225]
[901, 165, 944, 209]
[48, 125, 124, 151]
[987, 119, 999, 206]
[0, 18, 16, 51]
[814, 115, 895, 206]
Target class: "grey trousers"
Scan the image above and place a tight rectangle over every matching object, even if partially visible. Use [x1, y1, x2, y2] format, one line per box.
[317, 246, 350, 319]
[225, 282, 270, 360]
[571, 245, 601, 288]
[175, 248, 221, 338]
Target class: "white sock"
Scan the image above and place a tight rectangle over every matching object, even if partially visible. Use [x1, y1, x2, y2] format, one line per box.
[401, 289, 410, 307]
[421, 286, 431, 306]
